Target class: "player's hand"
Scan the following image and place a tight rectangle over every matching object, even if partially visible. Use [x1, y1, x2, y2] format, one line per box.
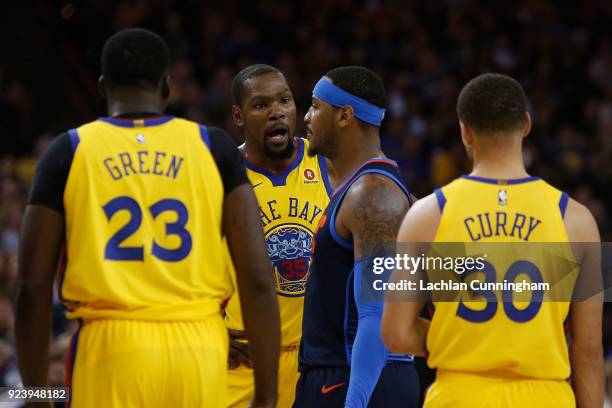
[228, 329, 252, 369]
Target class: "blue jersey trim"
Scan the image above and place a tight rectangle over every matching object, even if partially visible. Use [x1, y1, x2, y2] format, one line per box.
[344, 268, 355, 365]
[559, 192, 569, 218]
[361, 169, 409, 197]
[317, 155, 333, 198]
[460, 174, 541, 185]
[68, 129, 80, 154]
[342, 168, 410, 200]
[434, 188, 446, 212]
[98, 115, 175, 127]
[198, 125, 210, 149]
[333, 158, 398, 196]
[330, 203, 354, 250]
[244, 137, 304, 187]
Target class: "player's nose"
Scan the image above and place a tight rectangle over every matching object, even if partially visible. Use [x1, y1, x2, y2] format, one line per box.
[304, 107, 312, 124]
[269, 101, 286, 120]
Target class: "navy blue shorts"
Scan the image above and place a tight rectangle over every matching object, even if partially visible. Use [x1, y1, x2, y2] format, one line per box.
[293, 362, 420, 408]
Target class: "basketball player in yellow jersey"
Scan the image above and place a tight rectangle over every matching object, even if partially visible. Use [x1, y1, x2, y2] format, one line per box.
[224, 65, 331, 407]
[15, 28, 280, 408]
[382, 74, 604, 407]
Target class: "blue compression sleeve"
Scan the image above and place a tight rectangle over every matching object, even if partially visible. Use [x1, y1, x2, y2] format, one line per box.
[345, 260, 388, 408]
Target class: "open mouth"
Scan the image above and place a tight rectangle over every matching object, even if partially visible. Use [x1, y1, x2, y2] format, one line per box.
[266, 125, 289, 143]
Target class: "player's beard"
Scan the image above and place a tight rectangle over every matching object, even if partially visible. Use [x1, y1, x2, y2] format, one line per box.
[307, 133, 338, 160]
[264, 136, 296, 161]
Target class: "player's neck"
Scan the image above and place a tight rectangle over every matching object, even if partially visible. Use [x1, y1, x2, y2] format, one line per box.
[331, 137, 383, 183]
[243, 138, 298, 173]
[106, 91, 164, 118]
[470, 147, 529, 180]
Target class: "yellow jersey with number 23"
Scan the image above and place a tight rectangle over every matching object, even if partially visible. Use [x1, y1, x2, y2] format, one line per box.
[61, 116, 233, 321]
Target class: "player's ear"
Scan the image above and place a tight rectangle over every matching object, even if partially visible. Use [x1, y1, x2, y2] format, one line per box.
[459, 121, 474, 147]
[232, 105, 244, 128]
[337, 105, 354, 129]
[98, 75, 107, 99]
[522, 111, 532, 139]
[161, 74, 171, 100]
[459, 121, 475, 159]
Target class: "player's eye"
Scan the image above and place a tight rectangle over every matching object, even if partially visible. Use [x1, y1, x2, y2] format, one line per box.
[254, 103, 267, 109]
[281, 97, 291, 104]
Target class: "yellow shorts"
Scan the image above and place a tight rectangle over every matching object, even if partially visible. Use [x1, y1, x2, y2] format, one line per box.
[226, 347, 299, 408]
[424, 371, 575, 408]
[68, 315, 228, 407]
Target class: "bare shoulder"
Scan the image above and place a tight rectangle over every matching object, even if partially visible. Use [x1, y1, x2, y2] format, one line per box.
[340, 173, 411, 244]
[344, 172, 409, 207]
[397, 193, 441, 243]
[564, 197, 600, 242]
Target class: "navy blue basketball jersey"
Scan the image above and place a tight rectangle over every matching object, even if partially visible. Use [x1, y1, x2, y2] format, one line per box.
[299, 158, 413, 369]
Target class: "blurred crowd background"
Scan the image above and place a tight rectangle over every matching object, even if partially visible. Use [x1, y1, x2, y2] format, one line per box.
[0, 0, 611, 403]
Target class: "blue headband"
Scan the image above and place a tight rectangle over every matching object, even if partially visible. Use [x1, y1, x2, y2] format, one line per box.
[312, 77, 386, 126]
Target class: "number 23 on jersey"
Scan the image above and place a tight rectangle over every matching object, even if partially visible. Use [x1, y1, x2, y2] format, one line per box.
[103, 195, 192, 262]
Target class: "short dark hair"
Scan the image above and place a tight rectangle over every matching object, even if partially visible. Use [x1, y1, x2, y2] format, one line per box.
[325, 66, 386, 110]
[101, 28, 170, 88]
[231, 64, 282, 105]
[457, 73, 527, 134]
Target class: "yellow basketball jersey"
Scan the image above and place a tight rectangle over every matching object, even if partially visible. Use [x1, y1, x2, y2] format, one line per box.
[427, 175, 576, 380]
[61, 116, 232, 321]
[225, 138, 331, 346]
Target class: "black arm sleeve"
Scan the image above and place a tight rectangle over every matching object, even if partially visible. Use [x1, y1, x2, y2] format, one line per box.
[28, 132, 73, 214]
[207, 127, 249, 195]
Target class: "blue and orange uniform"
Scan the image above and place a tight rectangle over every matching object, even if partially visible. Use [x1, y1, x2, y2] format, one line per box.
[225, 137, 331, 408]
[29, 115, 248, 407]
[296, 158, 420, 407]
[424, 175, 577, 407]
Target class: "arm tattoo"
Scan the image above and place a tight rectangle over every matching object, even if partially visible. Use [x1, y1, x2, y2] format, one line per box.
[349, 175, 410, 259]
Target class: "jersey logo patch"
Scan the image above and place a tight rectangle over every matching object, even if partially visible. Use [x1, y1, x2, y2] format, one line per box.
[266, 224, 313, 297]
[304, 168, 315, 180]
[321, 382, 346, 394]
[498, 189, 508, 206]
[303, 168, 319, 185]
[136, 133, 146, 144]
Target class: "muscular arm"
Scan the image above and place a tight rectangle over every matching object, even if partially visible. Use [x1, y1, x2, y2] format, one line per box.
[15, 205, 65, 387]
[223, 184, 280, 407]
[16, 133, 71, 391]
[564, 198, 604, 408]
[337, 174, 410, 407]
[381, 193, 440, 355]
[339, 174, 410, 260]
